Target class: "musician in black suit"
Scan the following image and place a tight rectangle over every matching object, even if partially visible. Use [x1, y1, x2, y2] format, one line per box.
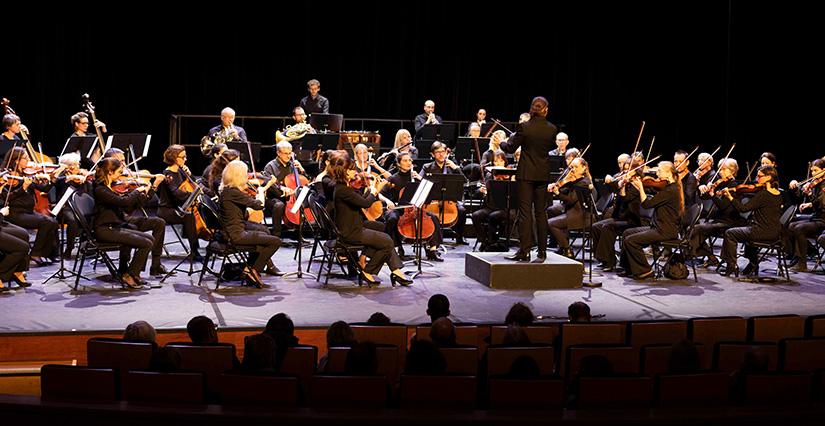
[414, 100, 443, 137]
[420, 142, 467, 246]
[499, 96, 558, 262]
[207, 107, 247, 143]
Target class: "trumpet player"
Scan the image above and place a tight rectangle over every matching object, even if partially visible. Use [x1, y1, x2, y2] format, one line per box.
[208, 107, 247, 143]
[414, 100, 442, 136]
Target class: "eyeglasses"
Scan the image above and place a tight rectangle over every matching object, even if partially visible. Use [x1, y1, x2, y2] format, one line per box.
[79, 121, 89, 125]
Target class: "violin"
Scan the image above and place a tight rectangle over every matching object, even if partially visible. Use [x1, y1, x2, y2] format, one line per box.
[730, 183, 766, 195]
[641, 175, 669, 191]
[702, 176, 733, 195]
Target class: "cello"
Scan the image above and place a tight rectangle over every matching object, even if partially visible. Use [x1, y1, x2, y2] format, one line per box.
[283, 152, 315, 225]
[396, 171, 436, 240]
[423, 148, 459, 227]
[176, 165, 213, 240]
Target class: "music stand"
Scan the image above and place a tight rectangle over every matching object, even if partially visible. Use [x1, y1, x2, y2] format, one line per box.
[61, 136, 98, 157]
[414, 140, 438, 158]
[487, 175, 520, 248]
[393, 179, 438, 278]
[283, 186, 317, 280]
[226, 141, 261, 165]
[454, 137, 489, 163]
[43, 187, 82, 284]
[479, 122, 497, 136]
[108, 134, 151, 158]
[416, 124, 456, 144]
[309, 113, 343, 132]
[425, 173, 467, 246]
[301, 133, 339, 152]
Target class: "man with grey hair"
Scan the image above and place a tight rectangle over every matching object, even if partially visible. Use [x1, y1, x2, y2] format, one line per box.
[262, 141, 304, 238]
[299, 79, 329, 114]
[548, 131, 570, 156]
[208, 107, 247, 143]
[467, 122, 481, 137]
[123, 320, 157, 343]
[414, 100, 442, 135]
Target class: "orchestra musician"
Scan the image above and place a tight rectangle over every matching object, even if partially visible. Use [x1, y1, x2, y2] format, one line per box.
[1, 114, 24, 157]
[718, 166, 783, 277]
[219, 160, 281, 287]
[690, 158, 745, 268]
[1, 147, 59, 266]
[785, 158, 825, 272]
[414, 100, 442, 137]
[208, 107, 247, 143]
[592, 153, 644, 271]
[199, 142, 228, 193]
[263, 141, 306, 236]
[53, 152, 92, 258]
[383, 151, 444, 260]
[420, 141, 468, 245]
[618, 161, 684, 279]
[467, 122, 481, 138]
[206, 149, 240, 197]
[481, 130, 507, 167]
[674, 150, 699, 207]
[500, 96, 557, 263]
[102, 148, 168, 276]
[548, 132, 571, 156]
[0, 203, 31, 290]
[471, 150, 514, 251]
[92, 157, 165, 288]
[329, 153, 413, 287]
[69, 111, 107, 138]
[377, 129, 418, 172]
[299, 79, 329, 114]
[157, 145, 203, 262]
[694, 152, 714, 186]
[546, 157, 594, 258]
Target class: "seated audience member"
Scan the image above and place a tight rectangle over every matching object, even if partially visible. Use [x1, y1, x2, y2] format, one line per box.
[345, 341, 379, 376]
[405, 340, 446, 375]
[429, 317, 458, 348]
[426, 294, 451, 323]
[187, 315, 218, 344]
[567, 301, 592, 323]
[123, 320, 157, 343]
[242, 333, 279, 373]
[367, 312, 392, 325]
[264, 313, 299, 369]
[505, 302, 535, 326]
[319, 321, 358, 372]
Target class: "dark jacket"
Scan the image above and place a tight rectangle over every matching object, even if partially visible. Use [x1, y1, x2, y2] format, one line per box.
[500, 116, 558, 182]
[93, 183, 153, 228]
[219, 186, 264, 240]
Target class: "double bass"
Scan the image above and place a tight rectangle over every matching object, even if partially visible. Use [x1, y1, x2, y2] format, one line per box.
[81, 94, 108, 163]
[1, 98, 53, 216]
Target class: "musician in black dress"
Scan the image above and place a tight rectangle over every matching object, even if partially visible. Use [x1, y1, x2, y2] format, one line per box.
[619, 161, 684, 279]
[718, 166, 783, 277]
[383, 152, 443, 260]
[1, 147, 59, 265]
[219, 160, 281, 287]
[689, 158, 745, 268]
[500, 96, 557, 262]
[92, 158, 165, 288]
[785, 159, 825, 272]
[420, 141, 468, 245]
[157, 145, 203, 262]
[592, 155, 644, 271]
[330, 154, 412, 287]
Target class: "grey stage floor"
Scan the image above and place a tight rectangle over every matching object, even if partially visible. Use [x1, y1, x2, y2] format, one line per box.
[2, 230, 825, 333]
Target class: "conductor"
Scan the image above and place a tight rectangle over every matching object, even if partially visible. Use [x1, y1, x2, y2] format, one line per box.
[499, 96, 558, 262]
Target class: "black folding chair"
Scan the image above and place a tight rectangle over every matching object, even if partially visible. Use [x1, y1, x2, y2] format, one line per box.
[310, 200, 365, 287]
[195, 196, 254, 290]
[66, 192, 125, 290]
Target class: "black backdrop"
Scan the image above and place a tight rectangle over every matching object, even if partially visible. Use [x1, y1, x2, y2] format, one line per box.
[3, 1, 822, 179]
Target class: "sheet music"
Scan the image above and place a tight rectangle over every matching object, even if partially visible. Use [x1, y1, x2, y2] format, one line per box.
[289, 186, 310, 214]
[143, 134, 152, 157]
[411, 178, 433, 208]
[51, 187, 76, 217]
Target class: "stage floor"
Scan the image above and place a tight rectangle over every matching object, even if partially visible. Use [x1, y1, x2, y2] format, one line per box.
[2, 231, 825, 333]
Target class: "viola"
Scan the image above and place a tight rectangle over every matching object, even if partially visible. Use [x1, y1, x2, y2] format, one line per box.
[641, 175, 669, 191]
[111, 178, 148, 194]
[703, 176, 733, 195]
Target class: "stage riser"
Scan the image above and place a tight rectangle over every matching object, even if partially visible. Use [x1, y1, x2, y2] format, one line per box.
[465, 252, 583, 289]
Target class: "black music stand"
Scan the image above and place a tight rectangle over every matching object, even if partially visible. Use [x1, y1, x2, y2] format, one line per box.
[454, 137, 489, 164]
[394, 179, 438, 279]
[43, 188, 82, 284]
[226, 141, 261, 164]
[425, 173, 467, 247]
[416, 124, 456, 144]
[548, 155, 565, 179]
[309, 113, 343, 132]
[109, 134, 151, 159]
[488, 174, 520, 248]
[61, 136, 98, 157]
[479, 122, 497, 136]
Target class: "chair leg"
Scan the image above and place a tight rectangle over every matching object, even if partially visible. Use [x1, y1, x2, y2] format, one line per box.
[324, 252, 334, 286]
[74, 252, 86, 291]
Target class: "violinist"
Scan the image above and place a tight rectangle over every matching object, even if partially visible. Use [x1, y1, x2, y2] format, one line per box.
[206, 149, 240, 197]
[157, 145, 203, 262]
[311, 149, 338, 211]
[0, 147, 59, 266]
[53, 152, 92, 258]
[618, 161, 684, 279]
[262, 141, 305, 237]
[674, 150, 698, 207]
[383, 152, 443, 260]
[0, 204, 32, 290]
[546, 147, 582, 226]
[689, 158, 744, 268]
[592, 153, 644, 272]
[467, 122, 481, 138]
[546, 157, 594, 258]
[602, 152, 633, 219]
[760, 152, 778, 168]
[420, 142, 468, 245]
[471, 151, 513, 251]
[330, 154, 412, 287]
[93, 157, 165, 288]
[718, 166, 783, 277]
[693, 152, 715, 186]
[199, 143, 228, 194]
[219, 160, 281, 287]
[1, 114, 23, 157]
[102, 148, 168, 276]
[785, 159, 825, 272]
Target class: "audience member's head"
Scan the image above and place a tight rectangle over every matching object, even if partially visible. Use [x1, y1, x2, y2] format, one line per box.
[367, 312, 391, 325]
[501, 324, 532, 346]
[567, 302, 592, 323]
[507, 355, 541, 378]
[429, 317, 457, 347]
[327, 321, 357, 348]
[187, 316, 218, 344]
[345, 341, 378, 376]
[426, 294, 450, 323]
[668, 339, 701, 374]
[242, 333, 278, 372]
[405, 340, 446, 375]
[150, 347, 181, 373]
[505, 302, 534, 326]
[265, 313, 297, 343]
[123, 320, 157, 343]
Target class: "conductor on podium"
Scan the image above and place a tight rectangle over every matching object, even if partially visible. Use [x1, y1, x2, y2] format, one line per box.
[499, 96, 558, 263]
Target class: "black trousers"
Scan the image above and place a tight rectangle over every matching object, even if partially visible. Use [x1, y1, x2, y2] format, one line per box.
[548, 212, 589, 250]
[785, 218, 825, 259]
[591, 218, 631, 266]
[689, 221, 736, 258]
[95, 225, 153, 277]
[384, 209, 442, 249]
[344, 228, 403, 275]
[265, 198, 286, 236]
[516, 180, 549, 253]
[230, 227, 281, 272]
[7, 211, 58, 258]
[157, 206, 200, 252]
[0, 221, 30, 280]
[126, 216, 165, 268]
[722, 226, 779, 266]
[471, 207, 509, 245]
[620, 226, 673, 275]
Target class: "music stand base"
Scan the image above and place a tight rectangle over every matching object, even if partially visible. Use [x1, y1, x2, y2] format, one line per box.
[283, 270, 318, 280]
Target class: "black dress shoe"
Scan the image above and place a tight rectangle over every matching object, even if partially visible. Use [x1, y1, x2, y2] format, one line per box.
[426, 250, 444, 262]
[531, 252, 546, 263]
[719, 262, 739, 277]
[150, 265, 170, 276]
[358, 271, 380, 286]
[455, 238, 469, 246]
[505, 251, 530, 262]
[390, 273, 413, 287]
[600, 264, 616, 272]
[616, 270, 631, 277]
[11, 273, 31, 288]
